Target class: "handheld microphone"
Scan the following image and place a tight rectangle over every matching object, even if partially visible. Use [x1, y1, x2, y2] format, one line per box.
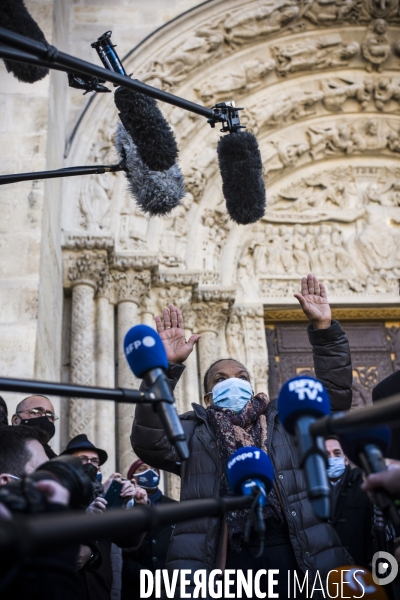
[123, 324, 189, 462]
[278, 375, 331, 520]
[217, 131, 266, 225]
[115, 123, 185, 216]
[340, 426, 400, 528]
[227, 446, 274, 553]
[0, 0, 49, 83]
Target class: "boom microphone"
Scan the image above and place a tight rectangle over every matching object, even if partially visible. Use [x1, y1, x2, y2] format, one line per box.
[0, 0, 49, 83]
[91, 31, 178, 172]
[123, 324, 189, 461]
[217, 131, 266, 225]
[278, 375, 331, 520]
[340, 426, 400, 528]
[115, 123, 185, 216]
[114, 85, 179, 172]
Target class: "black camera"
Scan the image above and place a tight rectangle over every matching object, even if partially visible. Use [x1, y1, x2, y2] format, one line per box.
[0, 455, 93, 514]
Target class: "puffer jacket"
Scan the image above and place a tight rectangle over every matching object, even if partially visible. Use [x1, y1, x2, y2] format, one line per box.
[131, 321, 353, 598]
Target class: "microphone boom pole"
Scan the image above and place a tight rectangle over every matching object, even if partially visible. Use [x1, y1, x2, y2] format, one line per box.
[0, 27, 214, 120]
[310, 392, 400, 438]
[0, 495, 253, 555]
[0, 376, 164, 405]
[0, 160, 125, 185]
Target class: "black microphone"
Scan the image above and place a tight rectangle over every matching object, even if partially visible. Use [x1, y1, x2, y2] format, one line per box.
[340, 426, 400, 529]
[115, 123, 185, 216]
[91, 31, 179, 172]
[0, 0, 49, 83]
[277, 375, 332, 520]
[123, 324, 189, 462]
[217, 130, 266, 225]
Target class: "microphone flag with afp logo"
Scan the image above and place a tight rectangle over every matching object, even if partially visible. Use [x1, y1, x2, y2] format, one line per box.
[278, 375, 332, 520]
[124, 324, 189, 461]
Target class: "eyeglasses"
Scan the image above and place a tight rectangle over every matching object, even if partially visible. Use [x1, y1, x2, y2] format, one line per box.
[77, 455, 100, 467]
[17, 407, 59, 422]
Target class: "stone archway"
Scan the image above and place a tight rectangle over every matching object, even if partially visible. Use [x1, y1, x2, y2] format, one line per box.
[61, 0, 400, 485]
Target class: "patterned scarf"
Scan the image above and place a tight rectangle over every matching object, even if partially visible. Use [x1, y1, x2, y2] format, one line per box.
[207, 393, 283, 551]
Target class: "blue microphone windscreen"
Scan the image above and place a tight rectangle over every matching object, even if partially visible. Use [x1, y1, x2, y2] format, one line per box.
[340, 425, 392, 465]
[277, 375, 331, 435]
[227, 446, 274, 496]
[124, 325, 168, 378]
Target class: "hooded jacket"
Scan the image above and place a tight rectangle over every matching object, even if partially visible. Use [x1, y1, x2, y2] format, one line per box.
[131, 321, 353, 598]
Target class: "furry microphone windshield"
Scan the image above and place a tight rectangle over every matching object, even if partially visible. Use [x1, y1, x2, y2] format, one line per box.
[114, 86, 179, 173]
[0, 0, 49, 83]
[217, 131, 266, 225]
[115, 123, 185, 216]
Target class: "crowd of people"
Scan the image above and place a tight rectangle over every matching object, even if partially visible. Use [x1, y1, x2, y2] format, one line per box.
[0, 274, 400, 599]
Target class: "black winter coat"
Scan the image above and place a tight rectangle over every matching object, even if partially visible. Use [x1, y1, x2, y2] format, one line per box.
[131, 321, 354, 598]
[329, 466, 374, 568]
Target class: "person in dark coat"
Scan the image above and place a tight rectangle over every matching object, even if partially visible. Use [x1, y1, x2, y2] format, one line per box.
[325, 436, 374, 568]
[121, 460, 176, 600]
[131, 274, 354, 599]
[373, 371, 400, 460]
[0, 396, 8, 426]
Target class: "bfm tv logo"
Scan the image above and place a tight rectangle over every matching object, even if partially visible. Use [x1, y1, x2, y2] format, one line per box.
[288, 378, 324, 402]
[372, 551, 398, 586]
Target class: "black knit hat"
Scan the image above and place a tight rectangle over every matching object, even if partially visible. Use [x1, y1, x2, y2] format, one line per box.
[60, 434, 108, 466]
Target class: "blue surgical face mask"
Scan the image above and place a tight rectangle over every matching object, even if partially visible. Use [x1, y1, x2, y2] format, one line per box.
[136, 469, 160, 489]
[210, 378, 253, 414]
[327, 456, 346, 479]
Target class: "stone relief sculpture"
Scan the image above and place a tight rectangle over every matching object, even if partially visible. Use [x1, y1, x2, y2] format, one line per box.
[226, 314, 246, 363]
[362, 19, 391, 71]
[160, 193, 194, 268]
[78, 126, 119, 232]
[273, 35, 359, 76]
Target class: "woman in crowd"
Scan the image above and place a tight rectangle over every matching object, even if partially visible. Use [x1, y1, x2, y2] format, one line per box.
[131, 275, 354, 599]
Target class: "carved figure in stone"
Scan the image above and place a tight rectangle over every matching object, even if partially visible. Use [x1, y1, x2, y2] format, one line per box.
[279, 225, 294, 273]
[362, 19, 391, 71]
[160, 194, 194, 268]
[274, 140, 311, 168]
[195, 58, 276, 103]
[293, 224, 311, 273]
[238, 247, 256, 292]
[226, 315, 246, 363]
[250, 90, 322, 133]
[265, 225, 282, 273]
[273, 36, 358, 76]
[387, 123, 400, 152]
[308, 123, 355, 158]
[304, 0, 360, 24]
[141, 28, 224, 90]
[374, 78, 400, 110]
[321, 78, 373, 111]
[223, 2, 300, 48]
[331, 225, 353, 275]
[364, 0, 399, 20]
[78, 127, 118, 231]
[317, 225, 336, 274]
[202, 208, 231, 272]
[306, 226, 321, 274]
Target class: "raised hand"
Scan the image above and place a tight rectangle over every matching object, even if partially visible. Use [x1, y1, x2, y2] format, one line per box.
[294, 274, 332, 330]
[155, 304, 200, 364]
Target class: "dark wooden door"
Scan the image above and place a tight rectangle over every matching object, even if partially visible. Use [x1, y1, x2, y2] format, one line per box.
[266, 322, 397, 407]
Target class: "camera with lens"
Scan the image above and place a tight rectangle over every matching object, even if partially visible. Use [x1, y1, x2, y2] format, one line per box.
[0, 455, 93, 514]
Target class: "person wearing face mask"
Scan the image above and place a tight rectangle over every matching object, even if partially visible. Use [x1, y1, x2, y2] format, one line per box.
[121, 460, 176, 600]
[325, 436, 374, 569]
[131, 274, 355, 600]
[11, 394, 58, 459]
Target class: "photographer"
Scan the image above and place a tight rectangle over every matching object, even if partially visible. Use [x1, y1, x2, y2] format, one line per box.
[0, 426, 84, 600]
[61, 434, 147, 600]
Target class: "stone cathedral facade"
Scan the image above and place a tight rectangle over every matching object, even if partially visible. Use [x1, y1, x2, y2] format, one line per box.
[2, 0, 400, 497]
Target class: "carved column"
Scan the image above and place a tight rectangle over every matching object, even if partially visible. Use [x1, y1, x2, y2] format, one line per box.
[67, 252, 107, 441]
[95, 274, 116, 476]
[114, 269, 151, 476]
[192, 289, 235, 386]
[237, 305, 269, 395]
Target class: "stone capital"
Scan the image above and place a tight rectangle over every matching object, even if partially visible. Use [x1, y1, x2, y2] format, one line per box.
[65, 250, 108, 290]
[191, 301, 231, 334]
[112, 269, 151, 304]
